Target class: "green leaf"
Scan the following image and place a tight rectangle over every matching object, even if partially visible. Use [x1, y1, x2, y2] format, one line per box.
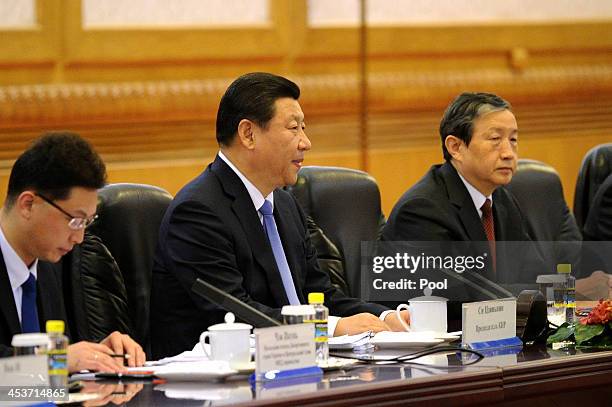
[576, 334, 612, 349]
[547, 323, 574, 344]
[574, 324, 605, 346]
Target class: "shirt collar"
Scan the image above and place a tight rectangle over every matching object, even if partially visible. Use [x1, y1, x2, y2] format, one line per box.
[218, 151, 274, 212]
[456, 171, 493, 218]
[0, 224, 38, 292]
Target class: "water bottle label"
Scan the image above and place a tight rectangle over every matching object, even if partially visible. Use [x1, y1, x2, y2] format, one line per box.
[311, 320, 327, 343]
[48, 350, 68, 376]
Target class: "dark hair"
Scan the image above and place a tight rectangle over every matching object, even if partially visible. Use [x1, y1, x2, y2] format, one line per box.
[439, 92, 511, 161]
[216, 72, 301, 146]
[5, 132, 107, 208]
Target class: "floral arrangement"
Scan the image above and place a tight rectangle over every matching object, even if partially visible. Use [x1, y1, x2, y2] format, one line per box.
[547, 299, 612, 348]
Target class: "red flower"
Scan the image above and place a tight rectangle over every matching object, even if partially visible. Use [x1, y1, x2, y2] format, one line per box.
[580, 299, 612, 325]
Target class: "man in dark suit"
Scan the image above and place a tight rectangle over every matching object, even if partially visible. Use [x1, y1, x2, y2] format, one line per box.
[0, 132, 145, 371]
[382, 93, 542, 324]
[583, 173, 612, 241]
[150, 72, 407, 359]
[579, 173, 612, 299]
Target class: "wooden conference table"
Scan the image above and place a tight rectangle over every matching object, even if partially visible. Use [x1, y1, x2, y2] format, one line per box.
[74, 345, 612, 406]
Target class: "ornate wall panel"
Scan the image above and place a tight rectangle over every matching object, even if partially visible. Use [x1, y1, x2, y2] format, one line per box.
[308, 0, 612, 26]
[0, 0, 36, 27]
[82, 0, 269, 28]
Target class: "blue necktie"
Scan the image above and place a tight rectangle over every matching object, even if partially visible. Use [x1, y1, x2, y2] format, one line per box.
[259, 200, 301, 305]
[21, 273, 40, 333]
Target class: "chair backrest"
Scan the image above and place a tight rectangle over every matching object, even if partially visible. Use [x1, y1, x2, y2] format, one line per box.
[506, 159, 581, 271]
[286, 166, 385, 298]
[507, 159, 581, 242]
[88, 183, 173, 348]
[62, 232, 132, 343]
[574, 143, 612, 230]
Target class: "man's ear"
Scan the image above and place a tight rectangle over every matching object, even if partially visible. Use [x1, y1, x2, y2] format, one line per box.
[15, 191, 36, 220]
[444, 135, 463, 161]
[237, 119, 256, 150]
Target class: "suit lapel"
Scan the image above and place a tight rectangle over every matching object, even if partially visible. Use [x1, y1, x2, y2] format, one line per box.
[441, 163, 488, 241]
[36, 262, 64, 328]
[492, 191, 508, 240]
[211, 157, 289, 306]
[0, 252, 21, 336]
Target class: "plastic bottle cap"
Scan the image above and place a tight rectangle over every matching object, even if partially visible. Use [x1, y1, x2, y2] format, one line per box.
[46, 320, 65, 334]
[557, 264, 571, 274]
[11, 333, 49, 347]
[308, 292, 324, 304]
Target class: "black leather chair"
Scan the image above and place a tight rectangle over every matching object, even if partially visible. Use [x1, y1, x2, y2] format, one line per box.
[286, 166, 385, 299]
[574, 143, 612, 231]
[506, 159, 582, 272]
[61, 232, 132, 343]
[507, 159, 581, 242]
[88, 183, 173, 350]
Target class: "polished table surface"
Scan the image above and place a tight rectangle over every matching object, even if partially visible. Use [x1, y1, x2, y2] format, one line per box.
[71, 345, 612, 406]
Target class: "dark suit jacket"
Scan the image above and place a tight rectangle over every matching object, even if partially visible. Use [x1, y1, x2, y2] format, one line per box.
[381, 162, 543, 324]
[583, 173, 612, 241]
[0, 252, 68, 357]
[580, 174, 612, 278]
[150, 156, 387, 359]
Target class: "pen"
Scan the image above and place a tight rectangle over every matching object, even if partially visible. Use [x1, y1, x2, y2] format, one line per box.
[110, 353, 131, 359]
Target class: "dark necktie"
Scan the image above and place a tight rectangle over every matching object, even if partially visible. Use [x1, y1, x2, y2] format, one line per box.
[21, 273, 40, 333]
[259, 200, 300, 305]
[481, 199, 496, 273]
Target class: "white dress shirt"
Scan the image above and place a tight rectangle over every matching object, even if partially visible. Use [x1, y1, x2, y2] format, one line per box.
[457, 172, 493, 219]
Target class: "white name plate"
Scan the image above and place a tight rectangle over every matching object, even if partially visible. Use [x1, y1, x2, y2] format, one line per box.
[462, 298, 516, 345]
[0, 355, 49, 386]
[254, 324, 315, 376]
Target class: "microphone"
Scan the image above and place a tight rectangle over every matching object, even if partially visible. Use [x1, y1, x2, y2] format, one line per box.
[432, 267, 500, 300]
[191, 278, 282, 328]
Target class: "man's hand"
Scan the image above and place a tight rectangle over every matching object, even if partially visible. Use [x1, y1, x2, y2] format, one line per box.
[100, 331, 146, 368]
[67, 341, 127, 373]
[334, 313, 390, 336]
[383, 310, 410, 332]
[576, 271, 612, 301]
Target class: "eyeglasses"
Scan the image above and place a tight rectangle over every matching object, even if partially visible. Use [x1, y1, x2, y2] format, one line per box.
[35, 193, 98, 230]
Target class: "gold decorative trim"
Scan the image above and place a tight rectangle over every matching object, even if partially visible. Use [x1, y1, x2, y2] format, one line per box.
[2, 64, 611, 127]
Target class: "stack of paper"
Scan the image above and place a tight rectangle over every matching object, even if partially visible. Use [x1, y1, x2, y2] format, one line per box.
[328, 331, 373, 350]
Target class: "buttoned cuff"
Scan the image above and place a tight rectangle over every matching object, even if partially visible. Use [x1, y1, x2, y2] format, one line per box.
[329, 316, 340, 336]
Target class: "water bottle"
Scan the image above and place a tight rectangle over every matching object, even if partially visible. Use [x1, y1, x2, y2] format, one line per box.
[552, 265, 567, 324]
[307, 292, 329, 365]
[46, 320, 69, 388]
[557, 264, 576, 324]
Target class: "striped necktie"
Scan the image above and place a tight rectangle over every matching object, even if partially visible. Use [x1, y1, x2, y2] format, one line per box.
[481, 199, 496, 273]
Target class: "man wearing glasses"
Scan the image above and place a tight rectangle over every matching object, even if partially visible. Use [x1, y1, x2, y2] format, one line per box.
[0, 132, 146, 372]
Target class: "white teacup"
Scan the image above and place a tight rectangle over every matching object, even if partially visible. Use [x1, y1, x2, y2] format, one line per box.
[396, 296, 448, 333]
[199, 312, 252, 369]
